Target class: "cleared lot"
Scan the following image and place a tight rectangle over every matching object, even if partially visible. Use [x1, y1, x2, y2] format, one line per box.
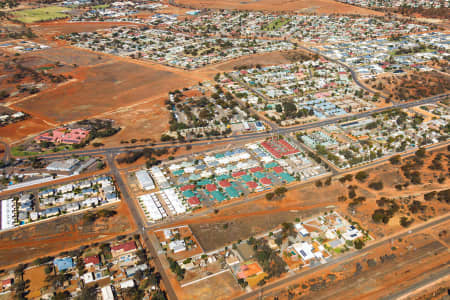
[15, 58, 195, 123]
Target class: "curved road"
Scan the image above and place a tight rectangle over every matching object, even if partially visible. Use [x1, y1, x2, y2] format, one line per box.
[295, 43, 390, 101]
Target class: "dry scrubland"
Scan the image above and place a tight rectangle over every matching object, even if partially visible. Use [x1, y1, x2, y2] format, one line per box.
[3, 38, 315, 145]
[31, 21, 139, 36]
[367, 71, 450, 102]
[174, 0, 382, 15]
[191, 206, 328, 252]
[215, 50, 314, 71]
[3, 44, 200, 144]
[14, 58, 193, 123]
[180, 271, 242, 300]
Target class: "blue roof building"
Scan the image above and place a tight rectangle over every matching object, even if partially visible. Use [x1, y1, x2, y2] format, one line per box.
[54, 257, 74, 271]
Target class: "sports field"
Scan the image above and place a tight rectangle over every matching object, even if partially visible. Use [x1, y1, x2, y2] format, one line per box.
[11, 6, 69, 23]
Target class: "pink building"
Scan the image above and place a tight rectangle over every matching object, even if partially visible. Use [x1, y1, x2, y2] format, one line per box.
[35, 128, 90, 145]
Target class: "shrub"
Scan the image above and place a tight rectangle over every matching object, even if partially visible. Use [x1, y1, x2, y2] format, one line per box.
[389, 155, 401, 165]
[394, 184, 403, 190]
[400, 217, 414, 227]
[354, 239, 365, 249]
[348, 189, 356, 199]
[415, 147, 426, 158]
[424, 191, 436, 201]
[355, 171, 368, 182]
[437, 189, 449, 203]
[274, 187, 287, 197]
[368, 181, 383, 190]
[338, 195, 347, 202]
[265, 192, 275, 201]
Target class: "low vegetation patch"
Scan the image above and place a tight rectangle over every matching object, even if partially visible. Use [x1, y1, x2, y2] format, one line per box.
[10, 6, 69, 23]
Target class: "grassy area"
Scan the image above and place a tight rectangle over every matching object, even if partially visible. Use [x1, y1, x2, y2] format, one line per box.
[91, 4, 110, 9]
[263, 18, 289, 31]
[11, 6, 70, 23]
[37, 66, 54, 71]
[12, 144, 75, 157]
[11, 147, 45, 157]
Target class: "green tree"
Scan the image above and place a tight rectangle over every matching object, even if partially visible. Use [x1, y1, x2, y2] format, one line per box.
[354, 239, 365, 250]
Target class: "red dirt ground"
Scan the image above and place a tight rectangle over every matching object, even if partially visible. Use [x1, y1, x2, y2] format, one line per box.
[0, 117, 53, 144]
[172, 0, 382, 15]
[14, 56, 197, 123]
[23, 266, 47, 299]
[31, 20, 139, 36]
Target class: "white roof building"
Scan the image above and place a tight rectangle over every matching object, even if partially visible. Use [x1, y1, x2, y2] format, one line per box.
[161, 188, 186, 215]
[101, 285, 115, 300]
[150, 167, 170, 189]
[46, 159, 80, 172]
[163, 229, 172, 239]
[294, 223, 309, 237]
[135, 170, 155, 191]
[325, 229, 337, 240]
[1, 199, 15, 230]
[139, 193, 164, 221]
[342, 226, 363, 241]
[169, 240, 186, 253]
[81, 272, 95, 284]
[120, 279, 135, 289]
[293, 242, 322, 262]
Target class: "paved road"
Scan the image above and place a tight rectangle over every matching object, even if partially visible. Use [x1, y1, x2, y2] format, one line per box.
[230, 74, 280, 130]
[107, 154, 178, 300]
[0, 140, 10, 163]
[233, 214, 450, 300]
[295, 44, 390, 101]
[24, 92, 448, 162]
[3, 43, 446, 300]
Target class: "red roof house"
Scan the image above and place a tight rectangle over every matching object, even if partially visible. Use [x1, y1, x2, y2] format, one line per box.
[250, 167, 264, 173]
[260, 177, 272, 185]
[218, 180, 231, 188]
[260, 139, 299, 159]
[111, 241, 137, 258]
[246, 181, 258, 189]
[1, 279, 13, 289]
[232, 171, 246, 178]
[205, 184, 217, 192]
[188, 196, 200, 206]
[84, 255, 100, 266]
[273, 166, 284, 174]
[180, 184, 196, 191]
